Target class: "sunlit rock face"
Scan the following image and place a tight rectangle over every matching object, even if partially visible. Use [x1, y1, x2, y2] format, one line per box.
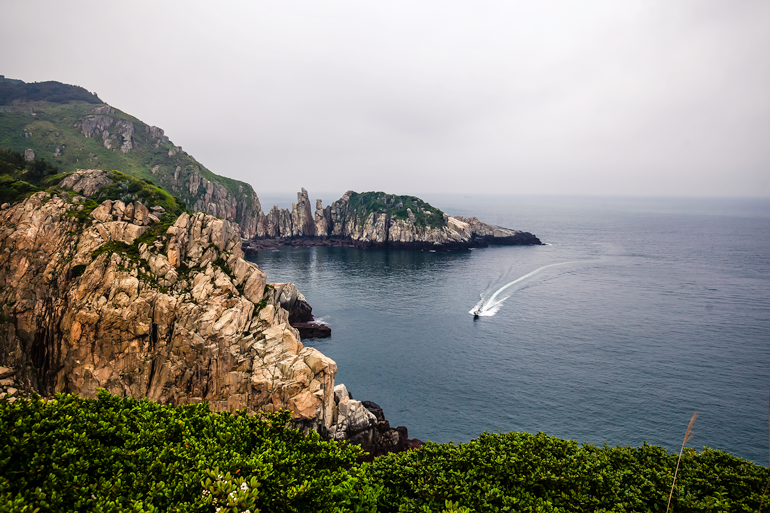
[0, 171, 337, 432]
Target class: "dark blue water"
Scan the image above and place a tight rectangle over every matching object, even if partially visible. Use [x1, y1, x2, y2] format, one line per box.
[250, 195, 770, 464]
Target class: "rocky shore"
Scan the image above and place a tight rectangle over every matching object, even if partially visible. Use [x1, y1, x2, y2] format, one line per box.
[0, 169, 413, 458]
[244, 189, 542, 251]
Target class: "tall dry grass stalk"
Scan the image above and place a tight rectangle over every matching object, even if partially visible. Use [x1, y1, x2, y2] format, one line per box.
[758, 388, 770, 513]
[666, 411, 698, 513]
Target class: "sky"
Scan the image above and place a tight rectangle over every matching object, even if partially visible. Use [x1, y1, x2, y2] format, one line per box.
[1, 0, 769, 198]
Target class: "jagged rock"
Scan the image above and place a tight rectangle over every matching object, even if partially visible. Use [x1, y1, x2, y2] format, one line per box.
[271, 283, 313, 323]
[80, 115, 114, 138]
[59, 169, 114, 197]
[116, 119, 135, 153]
[328, 387, 423, 460]
[184, 172, 261, 240]
[248, 189, 541, 249]
[24, 149, 35, 161]
[454, 216, 542, 245]
[0, 171, 339, 432]
[0, 366, 15, 379]
[329, 385, 377, 441]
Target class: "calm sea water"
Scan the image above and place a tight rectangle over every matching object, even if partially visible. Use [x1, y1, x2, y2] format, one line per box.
[250, 195, 770, 464]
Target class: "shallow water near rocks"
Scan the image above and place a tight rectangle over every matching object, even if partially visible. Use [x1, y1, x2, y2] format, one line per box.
[250, 194, 770, 464]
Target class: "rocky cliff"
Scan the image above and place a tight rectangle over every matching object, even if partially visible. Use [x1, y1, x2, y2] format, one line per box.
[248, 189, 542, 249]
[0, 170, 340, 432]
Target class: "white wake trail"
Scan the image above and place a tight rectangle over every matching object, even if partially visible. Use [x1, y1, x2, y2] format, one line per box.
[470, 261, 577, 317]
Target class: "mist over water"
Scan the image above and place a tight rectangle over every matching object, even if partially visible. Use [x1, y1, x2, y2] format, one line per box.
[250, 195, 770, 463]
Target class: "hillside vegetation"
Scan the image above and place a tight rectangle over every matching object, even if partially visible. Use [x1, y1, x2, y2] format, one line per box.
[348, 191, 447, 230]
[0, 79, 259, 220]
[1, 392, 767, 512]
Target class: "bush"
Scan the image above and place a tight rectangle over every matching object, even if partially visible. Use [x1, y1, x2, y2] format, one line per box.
[1, 392, 767, 512]
[359, 431, 770, 512]
[0, 392, 365, 512]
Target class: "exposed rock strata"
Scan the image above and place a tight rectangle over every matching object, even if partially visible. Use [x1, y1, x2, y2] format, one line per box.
[0, 172, 337, 432]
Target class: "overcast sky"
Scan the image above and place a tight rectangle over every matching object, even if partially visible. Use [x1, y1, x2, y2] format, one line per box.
[2, 1, 769, 198]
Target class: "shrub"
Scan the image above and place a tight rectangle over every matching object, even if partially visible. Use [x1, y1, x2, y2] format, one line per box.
[0, 392, 364, 512]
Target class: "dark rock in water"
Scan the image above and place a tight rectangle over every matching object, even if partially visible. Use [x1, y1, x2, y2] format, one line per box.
[358, 400, 423, 461]
[361, 400, 385, 422]
[271, 282, 314, 323]
[293, 322, 331, 339]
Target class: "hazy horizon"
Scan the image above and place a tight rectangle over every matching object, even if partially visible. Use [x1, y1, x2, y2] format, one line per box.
[1, 0, 768, 198]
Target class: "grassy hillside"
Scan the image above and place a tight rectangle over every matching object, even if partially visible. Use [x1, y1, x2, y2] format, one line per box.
[0, 79, 259, 217]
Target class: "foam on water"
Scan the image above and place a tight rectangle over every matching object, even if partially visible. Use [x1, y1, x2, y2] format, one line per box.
[470, 261, 578, 317]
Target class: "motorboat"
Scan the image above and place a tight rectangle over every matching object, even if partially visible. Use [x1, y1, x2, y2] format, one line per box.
[473, 310, 481, 319]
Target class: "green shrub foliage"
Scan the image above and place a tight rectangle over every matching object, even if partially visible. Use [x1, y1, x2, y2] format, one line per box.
[0, 149, 59, 204]
[0, 392, 364, 512]
[1, 393, 767, 512]
[362, 432, 770, 512]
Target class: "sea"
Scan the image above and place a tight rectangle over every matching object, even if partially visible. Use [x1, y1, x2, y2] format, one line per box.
[249, 194, 770, 464]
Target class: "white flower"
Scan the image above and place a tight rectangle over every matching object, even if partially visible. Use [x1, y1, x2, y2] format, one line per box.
[240, 482, 248, 491]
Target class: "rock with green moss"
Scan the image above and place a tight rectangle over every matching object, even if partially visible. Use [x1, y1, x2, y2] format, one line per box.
[251, 188, 542, 249]
[0, 170, 339, 432]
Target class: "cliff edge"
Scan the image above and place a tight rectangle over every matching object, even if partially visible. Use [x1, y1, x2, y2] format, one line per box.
[0, 170, 336, 431]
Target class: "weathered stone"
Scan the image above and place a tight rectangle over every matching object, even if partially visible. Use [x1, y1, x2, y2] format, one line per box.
[59, 169, 114, 197]
[0, 171, 339, 433]
[249, 189, 541, 249]
[91, 200, 113, 223]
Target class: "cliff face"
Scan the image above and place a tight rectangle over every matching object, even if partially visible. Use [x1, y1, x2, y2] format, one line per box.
[0, 171, 337, 431]
[249, 189, 542, 248]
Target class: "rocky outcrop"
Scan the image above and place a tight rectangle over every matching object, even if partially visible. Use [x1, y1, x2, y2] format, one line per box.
[248, 189, 542, 249]
[185, 172, 261, 240]
[329, 384, 423, 461]
[0, 170, 425, 459]
[0, 171, 338, 432]
[454, 216, 543, 245]
[78, 115, 135, 153]
[59, 168, 114, 197]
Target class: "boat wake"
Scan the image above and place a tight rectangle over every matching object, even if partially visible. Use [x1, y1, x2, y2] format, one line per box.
[470, 261, 577, 317]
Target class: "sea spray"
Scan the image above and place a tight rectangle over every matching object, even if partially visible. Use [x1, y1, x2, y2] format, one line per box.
[470, 261, 578, 317]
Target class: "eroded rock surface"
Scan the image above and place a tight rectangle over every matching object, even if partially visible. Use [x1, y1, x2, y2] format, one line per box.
[329, 384, 423, 461]
[249, 189, 542, 249]
[0, 172, 337, 431]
